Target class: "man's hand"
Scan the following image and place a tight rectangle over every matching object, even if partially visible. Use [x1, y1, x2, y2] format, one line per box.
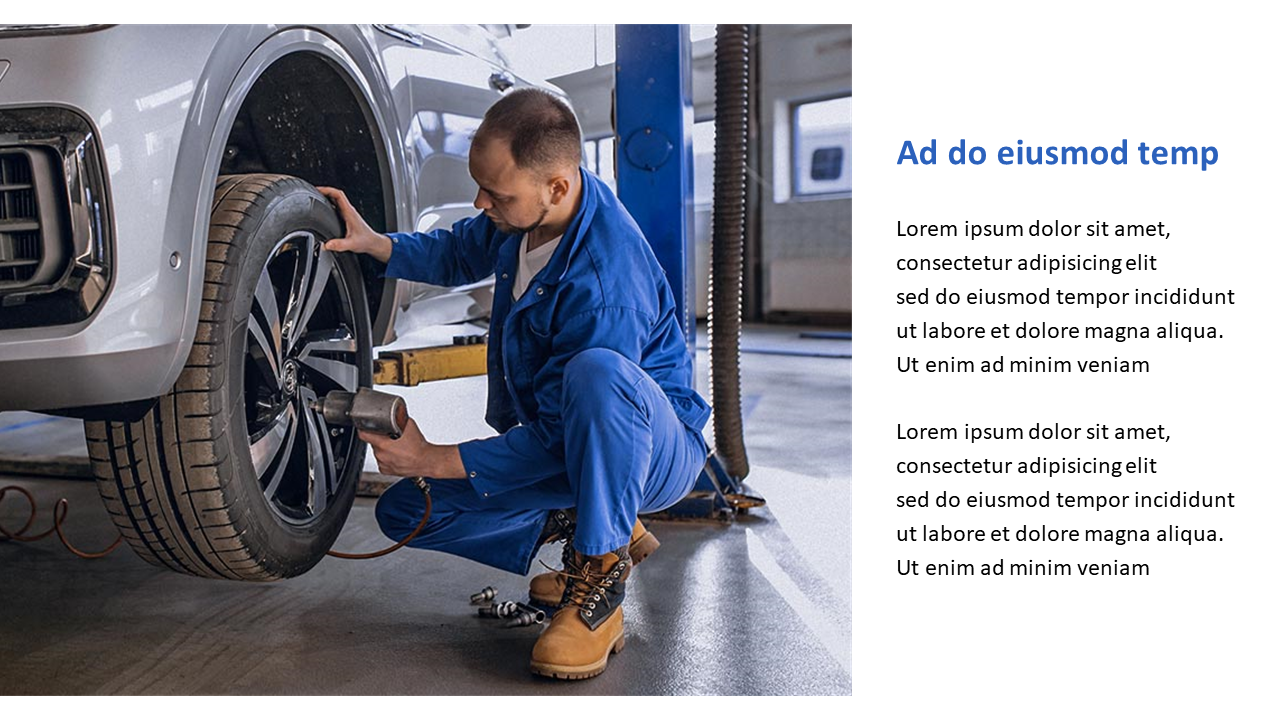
[359, 417, 467, 480]
[316, 186, 394, 263]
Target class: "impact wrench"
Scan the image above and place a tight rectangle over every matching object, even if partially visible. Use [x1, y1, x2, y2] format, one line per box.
[312, 388, 434, 560]
[1, 387, 429, 561]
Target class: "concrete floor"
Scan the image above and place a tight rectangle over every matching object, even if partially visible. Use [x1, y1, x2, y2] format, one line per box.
[0, 324, 851, 695]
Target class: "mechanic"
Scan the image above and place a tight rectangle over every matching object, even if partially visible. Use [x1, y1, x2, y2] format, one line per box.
[318, 88, 710, 680]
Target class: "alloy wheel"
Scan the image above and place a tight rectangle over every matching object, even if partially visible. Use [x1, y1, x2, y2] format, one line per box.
[244, 230, 362, 525]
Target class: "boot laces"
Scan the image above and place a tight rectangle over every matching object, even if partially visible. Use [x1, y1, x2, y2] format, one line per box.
[546, 552, 628, 619]
[535, 538, 577, 579]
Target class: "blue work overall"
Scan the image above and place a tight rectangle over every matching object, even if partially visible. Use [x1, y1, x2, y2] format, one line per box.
[372, 169, 711, 574]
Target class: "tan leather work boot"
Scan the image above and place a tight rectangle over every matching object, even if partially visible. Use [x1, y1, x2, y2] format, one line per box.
[529, 548, 631, 680]
[528, 519, 658, 606]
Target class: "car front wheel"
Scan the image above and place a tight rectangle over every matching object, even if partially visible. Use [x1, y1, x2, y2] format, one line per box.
[85, 174, 371, 580]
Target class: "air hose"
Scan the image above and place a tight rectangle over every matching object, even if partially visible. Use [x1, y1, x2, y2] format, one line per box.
[0, 484, 123, 558]
[709, 24, 751, 480]
[326, 479, 432, 559]
[1, 479, 431, 562]
[4, 393, 432, 562]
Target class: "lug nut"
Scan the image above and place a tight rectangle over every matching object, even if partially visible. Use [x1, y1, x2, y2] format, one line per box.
[470, 586, 496, 604]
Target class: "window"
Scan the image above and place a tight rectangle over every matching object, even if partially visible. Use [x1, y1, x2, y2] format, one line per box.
[810, 147, 844, 181]
[583, 135, 617, 191]
[690, 25, 717, 42]
[792, 96, 851, 197]
[692, 120, 716, 206]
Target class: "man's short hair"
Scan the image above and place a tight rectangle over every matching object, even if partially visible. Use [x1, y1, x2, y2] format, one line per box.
[475, 88, 582, 173]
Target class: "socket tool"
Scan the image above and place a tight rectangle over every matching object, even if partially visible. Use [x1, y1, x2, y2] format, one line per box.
[478, 600, 520, 618]
[513, 602, 546, 623]
[477, 599, 546, 627]
[503, 612, 542, 628]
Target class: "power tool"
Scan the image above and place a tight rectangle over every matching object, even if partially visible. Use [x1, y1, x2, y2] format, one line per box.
[310, 388, 408, 439]
[313, 388, 431, 560]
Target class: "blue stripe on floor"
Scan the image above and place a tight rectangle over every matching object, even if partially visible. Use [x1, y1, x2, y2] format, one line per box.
[0, 417, 61, 435]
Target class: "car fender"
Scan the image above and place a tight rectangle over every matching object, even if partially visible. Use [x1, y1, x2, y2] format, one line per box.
[160, 24, 406, 395]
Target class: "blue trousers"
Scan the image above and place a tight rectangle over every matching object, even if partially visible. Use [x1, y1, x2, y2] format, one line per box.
[374, 348, 708, 575]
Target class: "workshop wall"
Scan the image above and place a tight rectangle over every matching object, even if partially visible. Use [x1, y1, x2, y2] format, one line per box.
[757, 24, 852, 318]
[552, 24, 853, 321]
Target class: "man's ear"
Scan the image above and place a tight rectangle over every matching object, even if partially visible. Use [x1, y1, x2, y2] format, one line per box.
[548, 173, 572, 206]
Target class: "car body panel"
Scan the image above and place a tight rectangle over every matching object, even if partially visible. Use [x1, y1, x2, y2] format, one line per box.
[0, 24, 542, 412]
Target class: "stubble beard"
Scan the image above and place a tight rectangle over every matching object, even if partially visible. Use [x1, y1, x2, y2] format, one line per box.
[495, 203, 550, 237]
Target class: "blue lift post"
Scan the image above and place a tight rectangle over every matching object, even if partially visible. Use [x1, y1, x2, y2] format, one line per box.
[615, 24, 696, 356]
[615, 25, 763, 519]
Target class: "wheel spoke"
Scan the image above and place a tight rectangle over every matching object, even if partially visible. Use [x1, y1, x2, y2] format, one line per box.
[300, 387, 334, 515]
[252, 268, 284, 376]
[294, 249, 335, 348]
[298, 356, 360, 393]
[246, 310, 281, 390]
[297, 327, 357, 360]
[250, 406, 289, 476]
[282, 233, 335, 354]
[297, 327, 359, 392]
[256, 405, 300, 500]
[280, 232, 316, 353]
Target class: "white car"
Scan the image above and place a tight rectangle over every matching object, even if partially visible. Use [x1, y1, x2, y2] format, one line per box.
[0, 24, 546, 579]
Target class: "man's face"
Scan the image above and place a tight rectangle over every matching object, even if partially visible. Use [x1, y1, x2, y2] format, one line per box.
[469, 136, 550, 235]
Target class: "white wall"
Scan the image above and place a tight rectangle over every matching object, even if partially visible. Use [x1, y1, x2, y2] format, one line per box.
[758, 24, 852, 316]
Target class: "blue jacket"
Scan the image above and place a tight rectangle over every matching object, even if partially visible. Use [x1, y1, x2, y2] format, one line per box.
[385, 169, 711, 498]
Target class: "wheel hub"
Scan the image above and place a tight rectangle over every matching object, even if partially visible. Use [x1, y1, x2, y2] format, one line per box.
[282, 359, 300, 397]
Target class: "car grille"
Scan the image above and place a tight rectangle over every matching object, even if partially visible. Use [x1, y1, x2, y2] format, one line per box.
[0, 107, 113, 330]
[0, 151, 42, 286]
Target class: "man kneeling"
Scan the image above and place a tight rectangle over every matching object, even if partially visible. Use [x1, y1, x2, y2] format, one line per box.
[319, 88, 709, 680]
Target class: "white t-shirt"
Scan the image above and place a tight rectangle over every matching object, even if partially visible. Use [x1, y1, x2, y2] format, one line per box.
[513, 233, 563, 300]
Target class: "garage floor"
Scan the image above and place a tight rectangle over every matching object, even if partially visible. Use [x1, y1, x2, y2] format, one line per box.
[0, 324, 851, 695]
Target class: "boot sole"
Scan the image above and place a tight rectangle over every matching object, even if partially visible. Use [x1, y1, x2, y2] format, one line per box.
[528, 533, 661, 606]
[530, 635, 626, 680]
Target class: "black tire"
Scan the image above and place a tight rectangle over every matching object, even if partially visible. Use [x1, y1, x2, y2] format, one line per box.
[84, 174, 371, 580]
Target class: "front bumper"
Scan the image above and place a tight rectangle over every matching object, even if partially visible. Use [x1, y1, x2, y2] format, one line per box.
[0, 27, 225, 412]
